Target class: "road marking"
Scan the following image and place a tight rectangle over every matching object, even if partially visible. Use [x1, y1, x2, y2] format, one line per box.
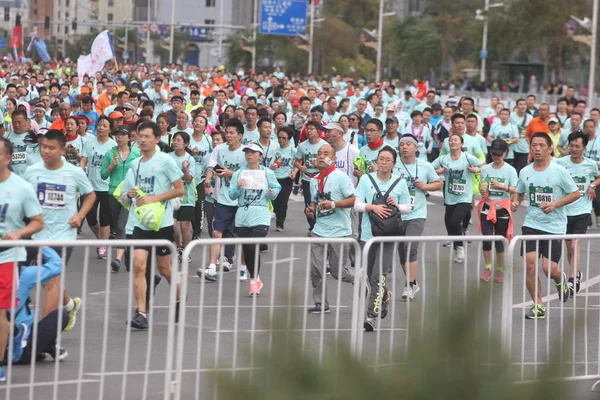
[206, 328, 406, 333]
[264, 257, 300, 264]
[512, 274, 600, 308]
[0, 379, 100, 389]
[152, 304, 350, 309]
[90, 291, 106, 296]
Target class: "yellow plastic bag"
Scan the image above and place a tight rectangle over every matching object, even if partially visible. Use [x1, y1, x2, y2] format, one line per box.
[113, 180, 130, 210]
[133, 188, 166, 232]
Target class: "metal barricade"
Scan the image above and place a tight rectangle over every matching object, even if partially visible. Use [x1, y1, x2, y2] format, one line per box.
[506, 234, 600, 388]
[0, 240, 179, 400]
[174, 237, 362, 400]
[356, 236, 510, 373]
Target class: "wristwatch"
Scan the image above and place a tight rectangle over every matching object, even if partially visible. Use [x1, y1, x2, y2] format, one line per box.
[330, 201, 336, 210]
[591, 184, 597, 189]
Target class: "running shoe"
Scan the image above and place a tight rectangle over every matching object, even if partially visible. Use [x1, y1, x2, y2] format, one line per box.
[575, 271, 583, 293]
[442, 241, 452, 247]
[239, 266, 248, 281]
[525, 304, 546, 319]
[292, 184, 299, 195]
[200, 266, 218, 282]
[221, 259, 232, 273]
[307, 304, 330, 314]
[597, 216, 600, 228]
[47, 346, 68, 361]
[111, 259, 121, 273]
[260, 244, 268, 252]
[0, 366, 5, 382]
[555, 272, 570, 302]
[276, 224, 284, 232]
[364, 316, 376, 332]
[494, 270, 504, 283]
[401, 282, 420, 300]
[97, 246, 108, 260]
[480, 268, 492, 282]
[130, 311, 149, 330]
[380, 291, 392, 319]
[454, 246, 465, 263]
[249, 278, 263, 296]
[65, 297, 81, 332]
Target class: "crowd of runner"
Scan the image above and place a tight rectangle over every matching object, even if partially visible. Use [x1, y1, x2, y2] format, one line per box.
[0, 63, 597, 380]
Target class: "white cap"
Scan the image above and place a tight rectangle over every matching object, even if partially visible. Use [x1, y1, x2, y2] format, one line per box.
[548, 117, 559, 124]
[243, 143, 264, 155]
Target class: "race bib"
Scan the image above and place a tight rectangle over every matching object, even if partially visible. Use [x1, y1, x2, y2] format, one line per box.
[528, 186, 553, 208]
[573, 176, 587, 196]
[317, 204, 335, 218]
[11, 152, 27, 165]
[448, 177, 466, 195]
[487, 177, 506, 197]
[518, 126, 526, 139]
[37, 183, 67, 209]
[409, 189, 416, 210]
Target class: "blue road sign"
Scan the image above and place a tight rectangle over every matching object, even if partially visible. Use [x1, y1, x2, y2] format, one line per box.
[259, 0, 308, 36]
[189, 27, 208, 41]
[0, 39, 7, 49]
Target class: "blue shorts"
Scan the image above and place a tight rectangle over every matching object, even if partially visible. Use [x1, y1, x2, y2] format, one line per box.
[212, 203, 237, 234]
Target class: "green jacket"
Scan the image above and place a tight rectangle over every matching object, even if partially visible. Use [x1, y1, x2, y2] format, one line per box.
[100, 146, 141, 195]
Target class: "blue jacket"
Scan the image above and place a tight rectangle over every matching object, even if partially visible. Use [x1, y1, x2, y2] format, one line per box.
[8, 248, 62, 362]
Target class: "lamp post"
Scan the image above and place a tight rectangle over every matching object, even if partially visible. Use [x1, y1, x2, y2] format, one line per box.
[569, 4, 599, 105]
[361, 7, 395, 82]
[476, 1, 504, 84]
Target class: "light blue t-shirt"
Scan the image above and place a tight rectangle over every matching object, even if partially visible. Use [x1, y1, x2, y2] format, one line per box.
[359, 143, 390, 166]
[404, 124, 432, 161]
[242, 127, 259, 145]
[169, 152, 197, 207]
[83, 136, 117, 192]
[229, 166, 281, 227]
[189, 133, 213, 181]
[488, 122, 519, 159]
[480, 163, 518, 218]
[295, 139, 327, 182]
[516, 162, 579, 234]
[556, 157, 600, 216]
[122, 151, 183, 231]
[257, 139, 281, 168]
[322, 112, 341, 124]
[0, 173, 43, 264]
[585, 135, 600, 162]
[310, 169, 355, 237]
[144, 88, 169, 114]
[395, 158, 440, 220]
[65, 135, 87, 166]
[5, 131, 38, 177]
[274, 145, 296, 179]
[431, 153, 483, 205]
[208, 143, 246, 206]
[510, 112, 532, 154]
[355, 172, 411, 241]
[24, 161, 94, 241]
[439, 134, 485, 159]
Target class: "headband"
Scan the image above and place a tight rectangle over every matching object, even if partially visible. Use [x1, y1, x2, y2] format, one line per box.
[399, 136, 418, 146]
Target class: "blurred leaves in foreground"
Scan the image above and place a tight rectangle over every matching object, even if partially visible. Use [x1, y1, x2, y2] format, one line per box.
[212, 292, 577, 399]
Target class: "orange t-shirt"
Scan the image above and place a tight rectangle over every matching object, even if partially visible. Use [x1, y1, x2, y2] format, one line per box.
[525, 117, 549, 140]
[50, 118, 66, 132]
[96, 92, 112, 116]
[214, 76, 228, 88]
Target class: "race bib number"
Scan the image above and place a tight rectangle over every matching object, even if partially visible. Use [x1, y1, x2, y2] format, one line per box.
[518, 126, 526, 139]
[487, 177, 506, 197]
[528, 186, 553, 208]
[573, 176, 587, 196]
[37, 183, 67, 209]
[11, 152, 27, 165]
[448, 177, 466, 195]
[317, 204, 335, 218]
[409, 189, 416, 210]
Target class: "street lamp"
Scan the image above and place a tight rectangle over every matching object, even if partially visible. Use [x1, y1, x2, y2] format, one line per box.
[568, 3, 599, 105]
[476, 0, 504, 84]
[361, 1, 395, 82]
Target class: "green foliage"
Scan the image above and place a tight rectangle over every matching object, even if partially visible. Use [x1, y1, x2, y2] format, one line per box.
[213, 293, 574, 399]
[152, 31, 188, 64]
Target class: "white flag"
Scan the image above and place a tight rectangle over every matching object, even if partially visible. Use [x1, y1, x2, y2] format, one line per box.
[77, 54, 92, 87]
[89, 30, 114, 72]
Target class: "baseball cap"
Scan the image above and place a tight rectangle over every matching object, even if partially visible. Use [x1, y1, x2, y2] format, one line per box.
[385, 116, 399, 124]
[549, 117, 559, 124]
[489, 138, 509, 155]
[386, 104, 395, 112]
[37, 128, 48, 136]
[113, 125, 131, 136]
[243, 143, 264, 155]
[322, 122, 344, 133]
[109, 111, 124, 119]
[291, 99, 300, 106]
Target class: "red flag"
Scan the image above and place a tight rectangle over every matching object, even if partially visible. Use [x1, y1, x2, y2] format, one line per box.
[9, 25, 23, 48]
[415, 81, 428, 100]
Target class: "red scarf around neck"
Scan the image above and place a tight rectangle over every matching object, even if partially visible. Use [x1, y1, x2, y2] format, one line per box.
[368, 137, 383, 150]
[317, 164, 337, 193]
[65, 133, 79, 142]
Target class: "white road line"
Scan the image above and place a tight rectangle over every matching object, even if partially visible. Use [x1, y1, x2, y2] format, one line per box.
[206, 328, 406, 333]
[0, 379, 100, 389]
[264, 257, 300, 264]
[152, 304, 350, 309]
[512, 274, 600, 308]
[85, 368, 261, 377]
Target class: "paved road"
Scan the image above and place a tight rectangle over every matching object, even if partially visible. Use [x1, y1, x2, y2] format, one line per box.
[2, 191, 600, 399]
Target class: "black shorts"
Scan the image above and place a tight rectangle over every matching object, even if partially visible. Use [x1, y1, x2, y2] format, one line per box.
[213, 203, 237, 233]
[566, 213, 590, 235]
[131, 226, 175, 256]
[173, 206, 195, 222]
[520, 226, 562, 264]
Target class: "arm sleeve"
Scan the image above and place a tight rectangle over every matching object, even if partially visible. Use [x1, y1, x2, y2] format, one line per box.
[354, 197, 367, 212]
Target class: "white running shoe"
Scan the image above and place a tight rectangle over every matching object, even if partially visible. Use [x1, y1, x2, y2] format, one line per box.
[239, 265, 248, 281]
[454, 246, 465, 263]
